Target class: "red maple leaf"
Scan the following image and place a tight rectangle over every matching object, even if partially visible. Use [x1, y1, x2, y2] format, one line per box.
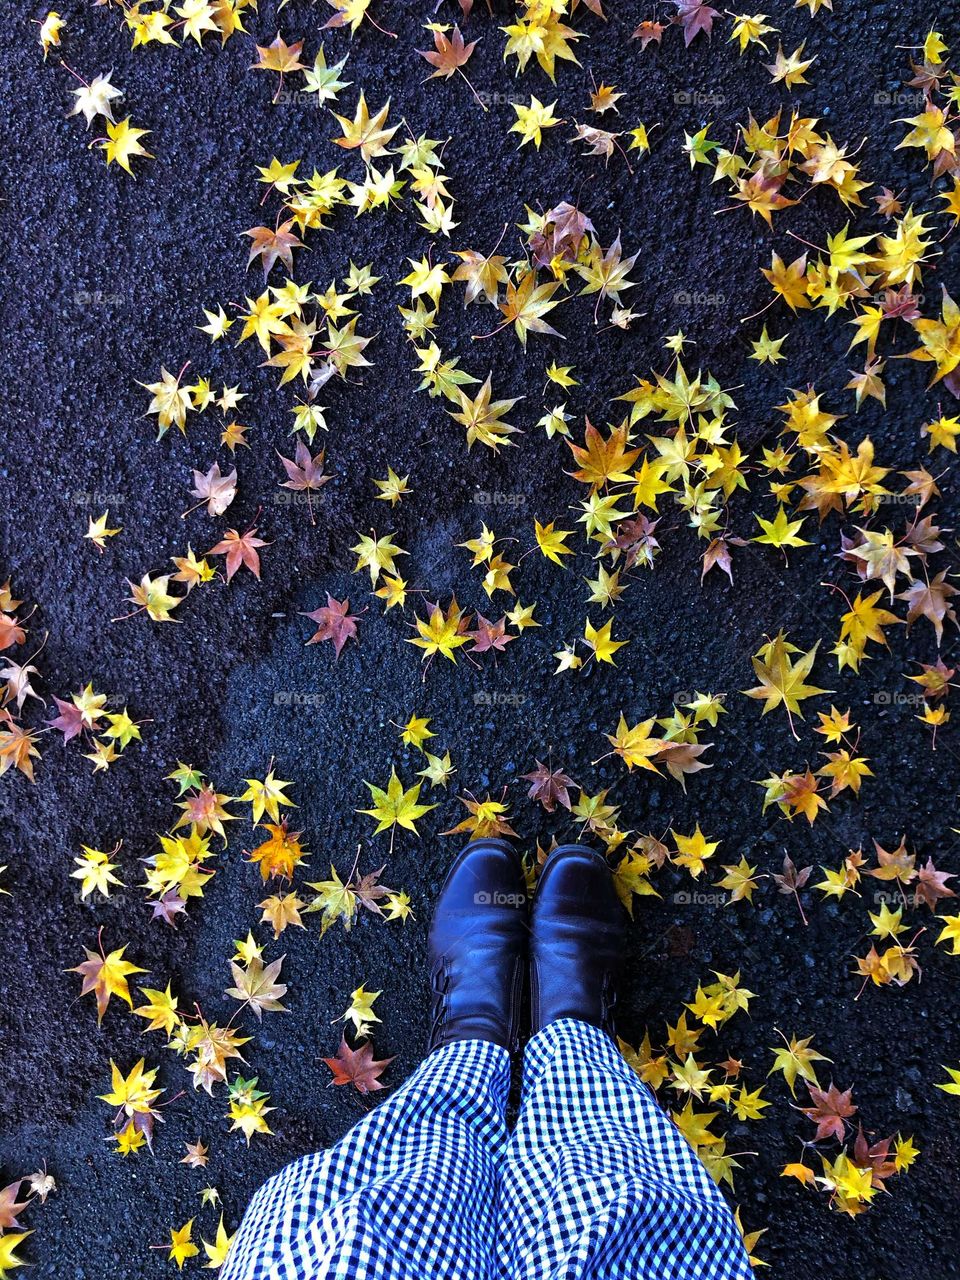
[522, 759, 575, 812]
[673, 0, 719, 45]
[468, 615, 515, 654]
[852, 1125, 898, 1184]
[208, 525, 270, 581]
[48, 695, 86, 742]
[301, 595, 360, 659]
[914, 856, 956, 911]
[322, 1038, 394, 1095]
[0, 1179, 29, 1231]
[801, 1081, 857, 1143]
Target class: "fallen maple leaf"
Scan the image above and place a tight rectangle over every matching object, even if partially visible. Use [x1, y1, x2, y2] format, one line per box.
[244, 220, 305, 276]
[359, 770, 436, 849]
[323, 1037, 394, 1094]
[208, 525, 270, 581]
[252, 33, 306, 101]
[442, 792, 518, 839]
[801, 1081, 857, 1143]
[673, 0, 719, 44]
[523, 759, 575, 812]
[0, 1180, 29, 1231]
[743, 632, 830, 738]
[277, 442, 331, 524]
[187, 462, 237, 517]
[70, 941, 146, 1023]
[225, 954, 289, 1020]
[302, 596, 360, 658]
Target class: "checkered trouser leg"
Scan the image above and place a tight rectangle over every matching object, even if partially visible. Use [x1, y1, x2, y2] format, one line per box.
[220, 1037, 511, 1280]
[497, 1019, 753, 1280]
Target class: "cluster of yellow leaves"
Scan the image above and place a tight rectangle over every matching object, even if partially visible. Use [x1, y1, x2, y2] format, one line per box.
[501, 0, 586, 82]
[504, 81, 654, 169]
[305, 852, 413, 935]
[65, 762, 364, 1229]
[0, 1166, 57, 1280]
[801, 836, 956, 992]
[350, 523, 535, 670]
[895, 31, 960, 187]
[605, 692, 723, 790]
[124, 0, 256, 50]
[23, 672, 143, 781]
[619, 969, 768, 1256]
[164, 1214, 235, 1271]
[140, 363, 249, 440]
[391, 349, 744, 669]
[411, 225, 638, 359]
[825, 1132, 921, 1213]
[704, 108, 869, 228]
[739, 392, 957, 670]
[767, 1027, 918, 1216]
[750, 701, 872, 822]
[242, 89, 460, 239]
[119, 513, 270, 625]
[754, 199, 948, 407]
[785, 1113, 918, 1216]
[234, 263, 377, 393]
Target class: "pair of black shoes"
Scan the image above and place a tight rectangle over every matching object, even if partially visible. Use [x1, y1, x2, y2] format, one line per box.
[427, 840, 629, 1052]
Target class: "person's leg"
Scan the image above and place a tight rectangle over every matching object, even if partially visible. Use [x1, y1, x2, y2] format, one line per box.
[500, 1018, 751, 1280]
[222, 839, 529, 1280]
[221, 1037, 510, 1280]
[498, 845, 751, 1280]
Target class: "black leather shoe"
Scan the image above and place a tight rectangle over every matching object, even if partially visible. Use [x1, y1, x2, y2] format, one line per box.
[530, 843, 628, 1036]
[427, 839, 528, 1053]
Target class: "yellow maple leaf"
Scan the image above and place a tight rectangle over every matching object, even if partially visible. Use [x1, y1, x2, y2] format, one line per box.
[408, 600, 471, 663]
[743, 631, 830, 736]
[70, 944, 147, 1023]
[201, 1216, 236, 1269]
[168, 1221, 199, 1270]
[98, 117, 153, 175]
[358, 770, 436, 840]
[534, 519, 575, 565]
[332, 93, 399, 164]
[606, 714, 670, 773]
[671, 825, 718, 878]
[584, 617, 627, 665]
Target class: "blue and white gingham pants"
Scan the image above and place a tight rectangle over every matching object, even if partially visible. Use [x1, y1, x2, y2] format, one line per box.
[222, 1019, 752, 1280]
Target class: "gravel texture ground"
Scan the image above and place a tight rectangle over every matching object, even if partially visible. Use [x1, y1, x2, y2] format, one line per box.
[1, 0, 959, 1276]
